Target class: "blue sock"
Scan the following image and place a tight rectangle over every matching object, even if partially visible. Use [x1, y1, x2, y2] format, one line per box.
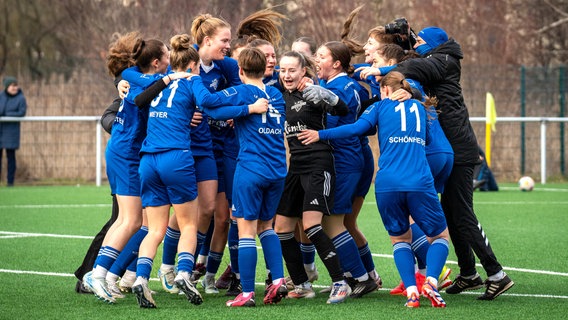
[178, 252, 195, 274]
[162, 227, 180, 265]
[93, 246, 107, 268]
[206, 251, 224, 274]
[410, 223, 429, 270]
[358, 242, 375, 273]
[200, 219, 214, 256]
[300, 242, 316, 265]
[109, 226, 148, 276]
[426, 238, 449, 280]
[393, 242, 416, 288]
[136, 257, 153, 279]
[97, 246, 120, 271]
[126, 255, 137, 272]
[332, 231, 367, 279]
[260, 229, 284, 280]
[194, 231, 207, 262]
[228, 220, 239, 274]
[238, 238, 257, 293]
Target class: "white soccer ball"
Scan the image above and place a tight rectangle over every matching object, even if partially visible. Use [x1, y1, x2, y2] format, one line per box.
[518, 176, 535, 191]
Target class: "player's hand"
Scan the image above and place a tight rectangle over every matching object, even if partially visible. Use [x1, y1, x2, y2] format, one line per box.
[302, 85, 339, 106]
[356, 66, 381, 80]
[297, 76, 314, 92]
[117, 80, 130, 99]
[297, 129, 320, 145]
[391, 88, 411, 102]
[249, 98, 269, 114]
[191, 110, 203, 127]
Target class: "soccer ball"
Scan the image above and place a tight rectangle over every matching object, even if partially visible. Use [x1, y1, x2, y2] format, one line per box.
[518, 176, 535, 191]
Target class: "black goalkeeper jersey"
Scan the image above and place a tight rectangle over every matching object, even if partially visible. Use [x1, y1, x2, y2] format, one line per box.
[283, 89, 348, 174]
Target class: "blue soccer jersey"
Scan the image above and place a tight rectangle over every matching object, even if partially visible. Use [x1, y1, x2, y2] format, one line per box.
[263, 70, 282, 92]
[319, 98, 435, 192]
[199, 84, 287, 180]
[319, 73, 366, 173]
[107, 72, 162, 160]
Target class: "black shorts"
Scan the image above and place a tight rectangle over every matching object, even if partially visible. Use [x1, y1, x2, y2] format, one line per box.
[277, 170, 335, 218]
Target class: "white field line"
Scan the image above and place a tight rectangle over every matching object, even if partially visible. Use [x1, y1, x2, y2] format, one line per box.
[0, 204, 111, 209]
[1, 267, 566, 300]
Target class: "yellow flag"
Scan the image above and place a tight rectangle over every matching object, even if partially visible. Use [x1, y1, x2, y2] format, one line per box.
[485, 92, 497, 167]
[486, 92, 497, 132]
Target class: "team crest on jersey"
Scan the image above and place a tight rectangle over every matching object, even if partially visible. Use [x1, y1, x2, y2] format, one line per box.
[291, 100, 306, 112]
[265, 79, 278, 86]
[210, 78, 219, 91]
[222, 87, 238, 97]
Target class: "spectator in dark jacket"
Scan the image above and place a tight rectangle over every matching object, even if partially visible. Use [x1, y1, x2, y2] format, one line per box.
[390, 27, 514, 300]
[0, 76, 27, 186]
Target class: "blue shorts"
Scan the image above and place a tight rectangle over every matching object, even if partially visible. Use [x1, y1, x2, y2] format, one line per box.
[426, 152, 454, 194]
[106, 148, 140, 196]
[232, 165, 285, 221]
[223, 154, 237, 202]
[194, 154, 218, 183]
[355, 144, 374, 197]
[375, 190, 447, 237]
[332, 171, 361, 214]
[139, 150, 198, 207]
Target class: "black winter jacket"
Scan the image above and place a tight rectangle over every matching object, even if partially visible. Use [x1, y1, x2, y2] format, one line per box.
[393, 39, 480, 165]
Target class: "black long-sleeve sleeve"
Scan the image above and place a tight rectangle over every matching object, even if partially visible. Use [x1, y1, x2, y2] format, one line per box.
[101, 97, 121, 134]
[134, 78, 167, 108]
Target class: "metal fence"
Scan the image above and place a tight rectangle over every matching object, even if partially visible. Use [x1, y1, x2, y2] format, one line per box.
[1, 116, 567, 186]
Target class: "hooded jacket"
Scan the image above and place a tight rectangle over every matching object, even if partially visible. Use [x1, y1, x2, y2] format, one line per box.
[393, 39, 480, 165]
[0, 88, 27, 149]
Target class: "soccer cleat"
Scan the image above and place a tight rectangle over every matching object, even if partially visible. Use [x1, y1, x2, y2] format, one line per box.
[118, 270, 136, 292]
[285, 276, 295, 290]
[390, 281, 406, 296]
[106, 279, 125, 299]
[415, 272, 426, 291]
[369, 269, 383, 289]
[405, 292, 420, 308]
[287, 282, 316, 299]
[225, 274, 242, 297]
[350, 277, 378, 298]
[445, 274, 484, 294]
[190, 263, 206, 283]
[263, 278, 288, 305]
[438, 266, 452, 283]
[201, 275, 219, 294]
[226, 292, 256, 307]
[422, 278, 446, 308]
[75, 280, 92, 294]
[306, 267, 319, 283]
[477, 273, 514, 300]
[158, 267, 179, 294]
[175, 271, 203, 305]
[83, 271, 115, 304]
[326, 281, 351, 304]
[215, 265, 233, 290]
[132, 281, 156, 308]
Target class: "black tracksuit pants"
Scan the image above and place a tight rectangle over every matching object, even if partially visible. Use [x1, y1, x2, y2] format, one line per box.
[441, 164, 502, 277]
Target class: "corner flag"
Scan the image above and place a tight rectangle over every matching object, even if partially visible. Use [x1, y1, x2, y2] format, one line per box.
[485, 92, 497, 167]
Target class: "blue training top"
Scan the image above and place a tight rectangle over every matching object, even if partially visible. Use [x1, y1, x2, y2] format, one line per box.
[320, 73, 366, 173]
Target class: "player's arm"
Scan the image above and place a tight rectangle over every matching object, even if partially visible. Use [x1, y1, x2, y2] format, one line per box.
[298, 117, 374, 145]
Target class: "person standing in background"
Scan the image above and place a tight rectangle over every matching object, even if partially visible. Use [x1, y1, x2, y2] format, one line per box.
[0, 76, 27, 187]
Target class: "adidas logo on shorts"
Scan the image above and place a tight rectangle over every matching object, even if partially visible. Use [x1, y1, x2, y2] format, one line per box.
[310, 199, 319, 205]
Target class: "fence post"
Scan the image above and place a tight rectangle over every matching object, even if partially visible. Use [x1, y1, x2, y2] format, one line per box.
[520, 66, 526, 175]
[559, 66, 566, 176]
[540, 119, 547, 184]
[96, 121, 102, 187]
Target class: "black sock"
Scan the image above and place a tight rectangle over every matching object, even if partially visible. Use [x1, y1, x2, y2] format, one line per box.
[277, 232, 308, 285]
[305, 224, 344, 282]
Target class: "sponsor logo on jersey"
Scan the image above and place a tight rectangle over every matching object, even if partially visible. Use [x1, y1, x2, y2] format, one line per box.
[291, 100, 307, 112]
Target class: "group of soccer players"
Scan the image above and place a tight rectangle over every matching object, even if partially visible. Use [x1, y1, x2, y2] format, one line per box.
[78, 6, 514, 310]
